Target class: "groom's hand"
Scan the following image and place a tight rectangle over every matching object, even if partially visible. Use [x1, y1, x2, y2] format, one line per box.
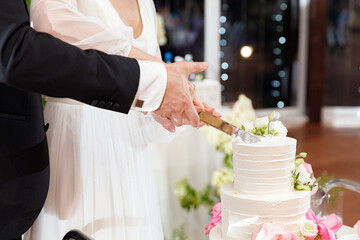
[153, 61, 208, 128]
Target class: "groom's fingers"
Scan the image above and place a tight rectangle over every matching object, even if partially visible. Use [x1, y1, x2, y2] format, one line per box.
[184, 103, 201, 128]
[203, 102, 222, 118]
[186, 62, 208, 75]
[193, 96, 204, 113]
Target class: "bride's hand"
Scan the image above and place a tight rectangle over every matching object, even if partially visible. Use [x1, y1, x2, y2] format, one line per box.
[151, 113, 176, 133]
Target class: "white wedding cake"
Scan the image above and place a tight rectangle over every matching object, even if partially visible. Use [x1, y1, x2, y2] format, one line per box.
[209, 115, 313, 240]
[221, 137, 310, 239]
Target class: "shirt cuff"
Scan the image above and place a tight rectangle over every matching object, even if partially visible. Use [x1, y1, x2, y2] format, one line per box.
[132, 60, 167, 112]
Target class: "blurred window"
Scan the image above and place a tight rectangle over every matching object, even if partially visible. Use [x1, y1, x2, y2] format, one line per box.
[219, 0, 299, 108]
[324, 0, 360, 106]
[154, 0, 205, 63]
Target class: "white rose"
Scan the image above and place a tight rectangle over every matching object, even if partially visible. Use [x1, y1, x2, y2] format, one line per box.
[269, 121, 288, 136]
[254, 117, 269, 129]
[296, 165, 311, 185]
[239, 120, 255, 132]
[300, 219, 318, 237]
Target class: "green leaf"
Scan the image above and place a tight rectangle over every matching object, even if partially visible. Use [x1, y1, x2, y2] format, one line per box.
[241, 125, 245, 131]
[269, 111, 275, 122]
[314, 234, 321, 240]
[224, 154, 233, 168]
[314, 177, 321, 184]
[296, 172, 300, 180]
[296, 152, 307, 158]
[310, 172, 314, 179]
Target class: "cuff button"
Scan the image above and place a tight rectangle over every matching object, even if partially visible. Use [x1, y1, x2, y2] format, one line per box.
[97, 101, 105, 108]
[105, 102, 113, 109]
[111, 103, 120, 111]
[91, 100, 99, 106]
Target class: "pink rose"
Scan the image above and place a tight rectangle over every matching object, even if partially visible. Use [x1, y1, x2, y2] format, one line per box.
[303, 162, 318, 196]
[354, 220, 360, 238]
[305, 208, 342, 240]
[251, 223, 299, 240]
[205, 203, 222, 235]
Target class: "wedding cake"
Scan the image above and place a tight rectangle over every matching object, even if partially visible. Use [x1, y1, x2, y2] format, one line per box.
[220, 137, 310, 239]
[208, 114, 317, 240]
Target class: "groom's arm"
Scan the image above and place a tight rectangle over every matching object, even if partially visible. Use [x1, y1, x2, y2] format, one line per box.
[0, 0, 165, 113]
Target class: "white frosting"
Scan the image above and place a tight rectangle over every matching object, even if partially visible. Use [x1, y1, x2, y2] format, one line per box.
[217, 136, 310, 240]
[221, 183, 310, 240]
[233, 136, 296, 194]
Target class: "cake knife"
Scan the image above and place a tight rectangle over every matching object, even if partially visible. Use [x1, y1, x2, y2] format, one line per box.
[198, 110, 260, 143]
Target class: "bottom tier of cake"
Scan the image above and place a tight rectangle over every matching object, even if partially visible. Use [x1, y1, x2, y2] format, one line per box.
[220, 182, 310, 240]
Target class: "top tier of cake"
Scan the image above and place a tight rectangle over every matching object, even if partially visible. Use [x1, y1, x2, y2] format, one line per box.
[232, 136, 296, 194]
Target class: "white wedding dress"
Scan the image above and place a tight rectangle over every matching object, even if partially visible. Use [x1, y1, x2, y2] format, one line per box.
[29, 0, 171, 239]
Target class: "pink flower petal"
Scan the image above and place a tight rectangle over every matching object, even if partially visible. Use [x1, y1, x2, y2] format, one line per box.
[302, 162, 319, 196]
[322, 214, 342, 233]
[302, 162, 313, 174]
[306, 208, 342, 240]
[318, 223, 337, 240]
[205, 203, 222, 235]
[354, 220, 360, 238]
[306, 208, 322, 223]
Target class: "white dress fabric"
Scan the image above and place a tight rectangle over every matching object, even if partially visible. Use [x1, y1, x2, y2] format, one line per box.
[29, 0, 170, 239]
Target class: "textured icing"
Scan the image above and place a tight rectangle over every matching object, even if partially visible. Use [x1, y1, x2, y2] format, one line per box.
[233, 137, 296, 194]
[221, 183, 310, 240]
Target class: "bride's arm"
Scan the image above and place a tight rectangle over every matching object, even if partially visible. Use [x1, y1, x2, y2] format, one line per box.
[129, 47, 163, 63]
[30, 0, 162, 62]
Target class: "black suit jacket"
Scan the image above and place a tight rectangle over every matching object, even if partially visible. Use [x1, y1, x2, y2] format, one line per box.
[0, 0, 142, 238]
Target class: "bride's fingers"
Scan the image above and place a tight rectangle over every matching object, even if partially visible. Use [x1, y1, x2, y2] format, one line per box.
[162, 117, 176, 132]
[152, 113, 176, 132]
[171, 113, 185, 127]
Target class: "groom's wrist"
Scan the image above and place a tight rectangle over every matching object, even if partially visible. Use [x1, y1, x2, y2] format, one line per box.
[131, 60, 167, 112]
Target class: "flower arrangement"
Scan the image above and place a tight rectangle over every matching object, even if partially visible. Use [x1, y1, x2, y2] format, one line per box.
[205, 205, 344, 240]
[211, 168, 234, 196]
[239, 111, 288, 137]
[292, 152, 321, 194]
[303, 208, 342, 240]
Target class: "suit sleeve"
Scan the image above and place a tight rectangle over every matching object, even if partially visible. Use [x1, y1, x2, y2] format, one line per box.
[29, 0, 168, 112]
[0, 0, 136, 113]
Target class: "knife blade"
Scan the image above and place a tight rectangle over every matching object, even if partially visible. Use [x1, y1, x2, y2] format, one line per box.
[198, 110, 260, 143]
